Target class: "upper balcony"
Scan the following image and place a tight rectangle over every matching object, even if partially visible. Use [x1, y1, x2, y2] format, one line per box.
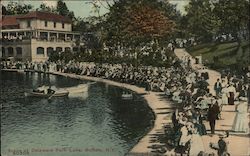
[1, 29, 83, 44]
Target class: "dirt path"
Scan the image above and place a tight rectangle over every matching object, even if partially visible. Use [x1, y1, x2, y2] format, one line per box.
[175, 48, 250, 156]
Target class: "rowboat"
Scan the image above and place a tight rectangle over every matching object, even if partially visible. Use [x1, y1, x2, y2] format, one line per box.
[121, 93, 133, 100]
[24, 82, 95, 98]
[65, 84, 89, 94]
[24, 89, 69, 97]
[64, 82, 96, 94]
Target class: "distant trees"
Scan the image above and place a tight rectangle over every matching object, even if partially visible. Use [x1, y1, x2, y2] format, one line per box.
[185, 0, 221, 42]
[36, 3, 57, 13]
[2, 2, 33, 15]
[184, 0, 249, 43]
[85, 0, 179, 66]
[213, 0, 250, 42]
[120, 3, 175, 40]
[56, 0, 75, 20]
[86, 0, 179, 61]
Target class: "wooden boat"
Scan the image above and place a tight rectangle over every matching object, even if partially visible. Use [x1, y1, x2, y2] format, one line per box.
[65, 84, 89, 94]
[24, 89, 69, 98]
[64, 82, 96, 94]
[24, 82, 96, 98]
[121, 92, 133, 100]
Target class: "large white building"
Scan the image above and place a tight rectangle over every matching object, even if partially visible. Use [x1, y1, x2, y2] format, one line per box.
[0, 11, 82, 62]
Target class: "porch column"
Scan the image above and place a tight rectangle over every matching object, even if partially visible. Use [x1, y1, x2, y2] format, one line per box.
[48, 32, 50, 41]
[13, 46, 17, 57]
[44, 47, 48, 58]
[36, 30, 39, 38]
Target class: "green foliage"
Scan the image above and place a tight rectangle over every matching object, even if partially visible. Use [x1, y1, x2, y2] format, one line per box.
[185, 0, 221, 42]
[3, 2, 33, 15]
[102, 0, 178, 46]
[48, 52, 60, 62]
[72, 17, 92, 32]
[213, 0, 250, 38]
[187, 41, 250, 71]
[49, 0, 75, 20]
[57, 0, 69, 16]
[36, 3, 57, 13]
[184, 0, 249, 43]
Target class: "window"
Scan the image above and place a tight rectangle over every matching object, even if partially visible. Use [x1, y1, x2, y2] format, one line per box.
[37, 47, 44, 55]
[7, 47, 14, 56]
[27, 21, 31, 27]
[62, 23, 65, 29]
[54, 22, 56, 28]
[73, 47, 79, 52]
[45, 21, 48, 27]
[47, 47, 54, 56]
[16, 47, 22, 56]
[56, 47, 62, 52]
[2, 47, 5, 57]
[65, 47, 71, 52]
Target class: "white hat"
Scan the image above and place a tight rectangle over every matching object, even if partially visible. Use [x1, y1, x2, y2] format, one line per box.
[239, 97, 248, 101]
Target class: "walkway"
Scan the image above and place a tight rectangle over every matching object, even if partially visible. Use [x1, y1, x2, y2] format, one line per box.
[175, 48, 250, 156]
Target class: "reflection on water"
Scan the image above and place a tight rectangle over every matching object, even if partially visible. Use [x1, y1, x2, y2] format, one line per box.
[0, 71, 154, 156]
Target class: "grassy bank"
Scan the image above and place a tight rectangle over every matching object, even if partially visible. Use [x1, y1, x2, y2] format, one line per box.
[186, 41, 250, 72]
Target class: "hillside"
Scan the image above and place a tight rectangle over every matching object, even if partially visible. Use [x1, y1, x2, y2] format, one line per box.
[186, 41, 250, 71]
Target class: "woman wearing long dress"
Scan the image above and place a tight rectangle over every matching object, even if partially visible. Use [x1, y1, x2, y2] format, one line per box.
[178, 123, 191, 155]
[221, 87, 228, 105]
[189, 128, 205, 156]
[227, 84, 236, 105]
[232, 97, 249, 133]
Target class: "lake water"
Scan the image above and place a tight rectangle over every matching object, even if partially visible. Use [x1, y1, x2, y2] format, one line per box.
[0, 71, 155, 156]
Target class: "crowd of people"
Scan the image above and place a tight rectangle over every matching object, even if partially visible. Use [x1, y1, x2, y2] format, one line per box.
[1, 54, 249, 155]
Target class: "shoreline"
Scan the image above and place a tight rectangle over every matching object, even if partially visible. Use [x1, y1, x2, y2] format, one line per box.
[1, 69, 175, 155]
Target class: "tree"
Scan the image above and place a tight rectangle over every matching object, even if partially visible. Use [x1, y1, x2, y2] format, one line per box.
[2, 5, 8, 15]
[85, 0, 179, 66]
[101, 0, 177, 47]
[4, 2, 33, 15]
[101, 0, 176, 67]
[57, 0, 75, 20]
[185, 0, 221, 42]
[36, 3, 57, 13]
[72, 17, 90, 32]
[213, 0, 249, 42]
[121, 4, 175, 39]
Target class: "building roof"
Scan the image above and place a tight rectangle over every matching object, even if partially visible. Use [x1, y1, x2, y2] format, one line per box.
[17, 11, 72, 23]
[0, 11, 72, 27]
[0, 15, 20, 27]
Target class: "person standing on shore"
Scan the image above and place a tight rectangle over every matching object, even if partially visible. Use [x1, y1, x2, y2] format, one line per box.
[232, 97, 249, 133]
[227, 84, 236, 105]
[189, 127, 205, 156]
[214, 79, 222, 97]
[207, 101, 220, 135]
[210, 131, 230, 156]
[221, 86, 229, 105]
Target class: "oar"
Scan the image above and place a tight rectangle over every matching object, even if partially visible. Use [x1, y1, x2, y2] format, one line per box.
[48, 92, 55, 100]
[87, 82, 96, 85]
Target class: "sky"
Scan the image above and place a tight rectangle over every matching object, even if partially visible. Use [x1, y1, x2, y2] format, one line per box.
[2, 0, 189, 18]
